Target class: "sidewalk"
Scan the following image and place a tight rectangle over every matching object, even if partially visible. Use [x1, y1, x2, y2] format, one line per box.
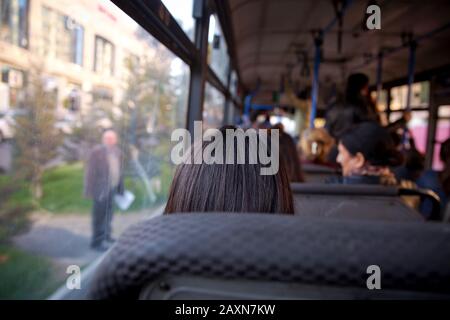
[13, 207, 164, 268]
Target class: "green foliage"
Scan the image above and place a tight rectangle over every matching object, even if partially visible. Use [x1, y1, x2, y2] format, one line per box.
[40, 163, 91, 213]
[0, 245, 61, 299]
[1, 162, 173, 215]
[14, 63, 62, 201]
[0, 177, 32, 244]
[117, 49, 180, 149]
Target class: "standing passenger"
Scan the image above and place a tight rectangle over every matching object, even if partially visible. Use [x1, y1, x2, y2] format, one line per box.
[416, 138, 450, 220]
[84, 129, 124, 251]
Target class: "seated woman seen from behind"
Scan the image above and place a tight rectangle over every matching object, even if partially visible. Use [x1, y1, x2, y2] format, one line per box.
[335, 121, 403, 185]
[275, 124, 305, 183]
[164, 126, 294, 214]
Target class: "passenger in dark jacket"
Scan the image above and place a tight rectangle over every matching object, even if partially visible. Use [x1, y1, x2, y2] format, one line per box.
[84, 129, 124, 251]
[334, 122, 403, 186]
[416, 138, 450, 220]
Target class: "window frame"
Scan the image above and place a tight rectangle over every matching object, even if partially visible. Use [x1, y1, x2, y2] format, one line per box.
[93, 35, 115, 76]
[41, 5, 84, 66]
[0, 0, 30, 48]
[110, 0, 242, 131]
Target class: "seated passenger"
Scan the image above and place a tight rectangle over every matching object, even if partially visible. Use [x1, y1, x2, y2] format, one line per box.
[393, 136, 425, 182]
[335, 121, 403, 185]
[164, 126, 294, 214]
[416, 138, 450, 220]
[299, 128, 336, 168]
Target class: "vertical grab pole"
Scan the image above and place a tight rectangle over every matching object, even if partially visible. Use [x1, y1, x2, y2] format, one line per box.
[376, 52, 383, 107]
[406, 41, 417, 111]
[187, 0, 210, 138]
[403, 41, 417, 149]
[310, 31, 323, 129]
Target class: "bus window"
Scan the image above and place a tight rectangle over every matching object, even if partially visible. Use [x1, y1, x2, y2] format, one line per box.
[434, 105, 450, 170]
[208, 14, 230, 85]
[390, 81, 430, 112]
[0, 0, 189, 299]
[203, 82, 225, 129]
[161, 0, 195, 42]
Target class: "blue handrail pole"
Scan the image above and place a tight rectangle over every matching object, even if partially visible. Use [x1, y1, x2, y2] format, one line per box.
[350, 21, 450, 73]
[252, 104, 273, 111]
[406, 41, 417, 111]
[310, 31, 323, 129]
[244, 94, 253, 117]
[244, 80, 262, 117]
[403, 41, 417, 149]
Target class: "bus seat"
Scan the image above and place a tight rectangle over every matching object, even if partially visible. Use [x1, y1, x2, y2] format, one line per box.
[87, 213, 450, 299]
[302, 163, 341, 183]
[291, 183, 439, 221]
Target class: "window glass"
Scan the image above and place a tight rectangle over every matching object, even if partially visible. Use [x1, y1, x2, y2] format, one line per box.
[0, 0, 29, 48]
[0, 0, 189, 299]
[438, 105, 450, 118]
[161, 0, 195, 41]
[122, 52, 140, 84]
[0, 66, 25, 108]
[208, 14, 229, 85]
[407, 110, 429, 154]
[230, 70, 238, 98]
[94, 36, 114, 76]
[42, 6, 84, 65]
[390, 81, 429, 111]
[374, 89, 387, 112]
[434, 106, 450, 170]
[203, 82, 224, 129]
[406, 106, 450, 170]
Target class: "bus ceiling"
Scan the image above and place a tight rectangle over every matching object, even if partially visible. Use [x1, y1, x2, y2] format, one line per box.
[226, 0, 450, 105]
[111, 0, 450, 125]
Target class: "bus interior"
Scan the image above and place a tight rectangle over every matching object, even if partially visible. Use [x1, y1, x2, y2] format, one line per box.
[0, 0, 450, 300]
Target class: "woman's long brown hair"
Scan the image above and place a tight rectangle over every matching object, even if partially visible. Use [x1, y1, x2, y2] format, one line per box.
[279, 130, 305, 183]
[164, 126, 294, 214]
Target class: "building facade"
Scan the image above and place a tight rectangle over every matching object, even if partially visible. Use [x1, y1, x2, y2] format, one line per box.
[0, 0, 156, 118]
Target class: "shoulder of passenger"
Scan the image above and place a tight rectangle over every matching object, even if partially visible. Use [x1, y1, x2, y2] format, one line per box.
[417, 170, 438, 184]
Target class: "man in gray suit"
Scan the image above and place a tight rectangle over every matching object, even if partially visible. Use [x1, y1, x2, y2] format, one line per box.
[84, 129, 124, 251]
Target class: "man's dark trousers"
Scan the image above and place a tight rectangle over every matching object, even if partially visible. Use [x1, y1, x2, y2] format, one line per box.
[91, 191, 114, 247]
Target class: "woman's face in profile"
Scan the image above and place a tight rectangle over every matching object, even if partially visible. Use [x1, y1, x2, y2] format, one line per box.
[337, 142, 364, 176]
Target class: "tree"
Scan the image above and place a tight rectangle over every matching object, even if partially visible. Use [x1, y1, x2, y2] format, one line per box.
[0, 182, 31, 243]
[111, 32, 189, 206]
[14, 63, 62, 202]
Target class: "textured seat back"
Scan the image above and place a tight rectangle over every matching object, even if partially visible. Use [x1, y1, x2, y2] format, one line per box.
[291, 183, 423, 221]
[302, 163, 340, 183]
[88, 213, 450, 299]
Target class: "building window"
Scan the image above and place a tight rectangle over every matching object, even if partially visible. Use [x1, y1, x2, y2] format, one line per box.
[94, 36, 114, 76]
[92, 87, 113, 104]
[41, 6, 84, 65]
[1, 66, 25, 108]
[0, 0, 29, 48]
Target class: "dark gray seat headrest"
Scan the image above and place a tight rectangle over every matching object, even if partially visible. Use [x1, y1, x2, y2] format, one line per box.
[88, 213, 450, 299]
[291, 183, 399, 196]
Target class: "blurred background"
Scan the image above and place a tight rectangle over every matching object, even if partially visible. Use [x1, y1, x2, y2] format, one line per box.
[0, 0, 199, 299]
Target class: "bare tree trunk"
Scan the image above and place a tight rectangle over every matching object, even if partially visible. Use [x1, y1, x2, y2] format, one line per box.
[32, 167, 43, 201]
